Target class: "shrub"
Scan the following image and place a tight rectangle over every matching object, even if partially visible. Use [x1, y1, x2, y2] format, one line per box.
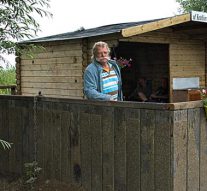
[0, 65, 16, 94]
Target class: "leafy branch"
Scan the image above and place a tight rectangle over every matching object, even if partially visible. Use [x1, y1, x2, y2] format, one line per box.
[0, 139, 12, 150]
[176, 0, 207, 13]
[0, 0, 52, 57]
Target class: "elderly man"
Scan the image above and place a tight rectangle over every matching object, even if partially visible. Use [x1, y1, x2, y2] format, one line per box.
[83, 41, 123, 101]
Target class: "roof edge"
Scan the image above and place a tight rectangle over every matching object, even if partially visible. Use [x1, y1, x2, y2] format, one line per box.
[121, 12, 191, 37]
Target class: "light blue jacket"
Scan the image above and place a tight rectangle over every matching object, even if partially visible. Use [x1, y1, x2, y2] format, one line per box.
[84, 59, 123, 101]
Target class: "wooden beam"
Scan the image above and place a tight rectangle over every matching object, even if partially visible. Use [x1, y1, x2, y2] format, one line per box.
[122, 13, 191, 37]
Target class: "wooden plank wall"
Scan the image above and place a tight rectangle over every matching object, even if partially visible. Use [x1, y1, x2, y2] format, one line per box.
[170, 42, 205, 87]
[0, 96, 207, 191]
[18, 35, 119, 99]
[19, 40, 84, 99]
[170, 40, 205, 102]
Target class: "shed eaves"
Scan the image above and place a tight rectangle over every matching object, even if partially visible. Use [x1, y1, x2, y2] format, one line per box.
[20, 18, 163, 43]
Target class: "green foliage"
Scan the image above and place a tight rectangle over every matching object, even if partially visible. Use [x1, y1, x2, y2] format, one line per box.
[200, 89, 207, 106]
[24, 161, 42, 190]
[0, 139, 12, 150]
[0, 0, 52, 56]
[0, 65, 16, 84]
[0, 65, 16, 94]
[176, 0, 207, 13]
[17, 43, 46, 60]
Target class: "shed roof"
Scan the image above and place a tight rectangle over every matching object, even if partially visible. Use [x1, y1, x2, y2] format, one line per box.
[21, 11, 207, 43]
[21, 18, 162, 43]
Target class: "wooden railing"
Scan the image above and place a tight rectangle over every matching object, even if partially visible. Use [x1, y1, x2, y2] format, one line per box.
[0, 84, 16, 95]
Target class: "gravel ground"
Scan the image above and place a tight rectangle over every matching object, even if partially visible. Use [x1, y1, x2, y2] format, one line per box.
[0, 177, 85, 191]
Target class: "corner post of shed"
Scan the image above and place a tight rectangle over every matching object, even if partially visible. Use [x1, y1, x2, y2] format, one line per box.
[15, 55, 21, 95]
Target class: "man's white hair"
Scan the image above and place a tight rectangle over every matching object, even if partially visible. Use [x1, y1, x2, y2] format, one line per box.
[91, 41, 110, 60]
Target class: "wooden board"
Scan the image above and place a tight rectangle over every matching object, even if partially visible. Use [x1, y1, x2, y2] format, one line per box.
[122, 13, 191, 37]
[21, 56, 82, 64]
[154, 110, 172, 190]
[200, 107, 207, 191]
[21, 76, 83, 83]
[102, 107, 114, 191]
[42, 103, 52, 179]
[80, 112, 91, 190]
[21, 69, 82, 77]
[125, 108, 141, 191]
[140, 109, 155, 191]
[187, 108, 200, 191]
[60, 111, 71, 183]
[173, 110, 188, 191]
[114, 107, 126, 191]
[91, 114, 102, 191]
[70, 107, 81, 185]
[21, 50, 83, 59]
[21, 82, 83, 90]
[21, 88, 83, 97]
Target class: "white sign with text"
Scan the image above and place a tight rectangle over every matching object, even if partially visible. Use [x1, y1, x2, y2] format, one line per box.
[191, 11, 207, 23]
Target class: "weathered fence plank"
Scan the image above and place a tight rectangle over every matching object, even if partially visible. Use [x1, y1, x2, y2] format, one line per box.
[0, 100, 9, 173]
[140, 109, 155, 191]
[187, 108, 200, 191]
[91, 114, 102, 191]
[154, 110, 172, 190]
[8, 106, 22, 174]
[200, 108, 207, 191]
[43, 104, 52, 179]
[80, 112, 91, 190]
[173, 110, 188, 191]
[36, 102, 44, 180]
[60, 111, 71, 183]
[51, 110, 62, 180]
[70, 107, 81, 185]
[102, 107, 114, 191]
[125, 108, 140, 191]
[114, 107, 126, 191]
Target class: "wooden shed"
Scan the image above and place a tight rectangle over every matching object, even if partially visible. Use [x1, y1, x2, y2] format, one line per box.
[17, 11, 207, 102]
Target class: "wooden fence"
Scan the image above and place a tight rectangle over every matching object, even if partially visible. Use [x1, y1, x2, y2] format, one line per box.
[0, 95, 207, 191]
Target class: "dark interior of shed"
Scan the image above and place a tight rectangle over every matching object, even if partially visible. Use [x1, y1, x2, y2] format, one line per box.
[111, 41, 169, 102]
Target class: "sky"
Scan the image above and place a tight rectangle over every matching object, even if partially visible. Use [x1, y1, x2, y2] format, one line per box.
[4, 0, 181, 66]
[37, 0, 180, 37]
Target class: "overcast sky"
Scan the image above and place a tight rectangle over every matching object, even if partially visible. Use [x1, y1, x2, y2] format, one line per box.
[4, 0, 181, 66]
[37, 0, 180, 37]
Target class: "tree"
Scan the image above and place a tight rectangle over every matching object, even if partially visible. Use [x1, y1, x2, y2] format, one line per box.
[0, 0, 52, 59]
[176, 0, 207, 13]
[0, 0, 52, 148]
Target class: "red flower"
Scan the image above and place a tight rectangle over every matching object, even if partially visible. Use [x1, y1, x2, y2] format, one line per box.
[200, 89, 207, 106]
[113, 57, 132, 68]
